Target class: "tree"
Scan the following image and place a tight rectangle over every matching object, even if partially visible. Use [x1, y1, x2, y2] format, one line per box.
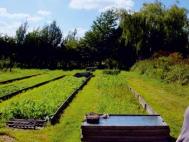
[16, 22, 28, 45]
[81, 9, 119, 67]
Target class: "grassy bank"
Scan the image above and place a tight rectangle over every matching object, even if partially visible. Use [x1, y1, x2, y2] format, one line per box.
[125, 71, 189, 137]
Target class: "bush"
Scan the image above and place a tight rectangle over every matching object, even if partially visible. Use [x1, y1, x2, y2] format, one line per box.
[103, 69, 121, 75]
[131, 56, 189, 85]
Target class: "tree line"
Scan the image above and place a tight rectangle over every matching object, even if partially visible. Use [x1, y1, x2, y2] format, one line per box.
[0, 2, 189, 70]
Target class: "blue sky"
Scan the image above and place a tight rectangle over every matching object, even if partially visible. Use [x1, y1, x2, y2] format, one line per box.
[0, 0, 189, 37]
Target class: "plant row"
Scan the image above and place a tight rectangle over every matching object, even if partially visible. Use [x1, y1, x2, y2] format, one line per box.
[0, 71, 64, 98]
[0, 76, 85, 125]
[0, 69, 46, 82]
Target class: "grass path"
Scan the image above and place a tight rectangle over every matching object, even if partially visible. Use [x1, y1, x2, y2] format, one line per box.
[47, 72, 144, 142]
[0, 71, 144, 142]
[125, 72, 189, 138]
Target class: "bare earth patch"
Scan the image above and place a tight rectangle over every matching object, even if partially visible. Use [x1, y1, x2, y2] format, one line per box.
[0, 135, 15, 142]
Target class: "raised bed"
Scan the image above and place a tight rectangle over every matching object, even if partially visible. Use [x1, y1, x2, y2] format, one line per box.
[74, 72, 92, 78]
[0, 75, 65, 101]
[0, 74, 41, 84]
[7, 119, 47, 130]
[50, 75, 93, 124]
[81, 114, 170, 142]
[5, 75, 93, 129]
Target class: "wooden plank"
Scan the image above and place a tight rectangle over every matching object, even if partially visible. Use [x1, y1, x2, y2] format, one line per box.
[7, 119, 47, 130]
[82, 136, 170, 142]
[127, 85, 157, 115]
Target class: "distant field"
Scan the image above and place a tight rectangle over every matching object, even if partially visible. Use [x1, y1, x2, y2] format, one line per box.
[0, 70, 144, 142]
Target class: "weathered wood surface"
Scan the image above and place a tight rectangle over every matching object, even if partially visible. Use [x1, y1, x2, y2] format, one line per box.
[7, 119, 47, 129]
[81, 114, 171, 142]
[127, 85, 157, 114]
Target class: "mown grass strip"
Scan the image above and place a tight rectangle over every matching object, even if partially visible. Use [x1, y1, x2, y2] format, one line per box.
[0, 76, 85, 126]
[125, 71, 189, 138]
[50, 75, 93, 124]
[46, 72, 144, 142]
[0, 71, 64, 101]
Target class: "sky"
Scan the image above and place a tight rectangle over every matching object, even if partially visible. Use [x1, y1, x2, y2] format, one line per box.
[0, 0, 189, 37]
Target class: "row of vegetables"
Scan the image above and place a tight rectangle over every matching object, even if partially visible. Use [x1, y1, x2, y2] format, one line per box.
[0, 71, 86, 126]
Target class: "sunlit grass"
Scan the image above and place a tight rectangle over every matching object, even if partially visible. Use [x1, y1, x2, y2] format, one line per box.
[125, 71, 189, 137]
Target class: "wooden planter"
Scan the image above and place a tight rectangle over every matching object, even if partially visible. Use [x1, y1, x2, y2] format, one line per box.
[81, 114, 170, 142]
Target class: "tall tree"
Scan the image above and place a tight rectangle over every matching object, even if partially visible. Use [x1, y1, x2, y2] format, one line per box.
[16, 22, 28, 45]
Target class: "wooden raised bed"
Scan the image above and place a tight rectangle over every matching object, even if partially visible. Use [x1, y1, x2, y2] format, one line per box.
[7, 119, 47, 130]
[81, 114, 171, 142]
[6, 74, 94, 129]
[74, 72, 92, 78]
[50, 75, 93, 124]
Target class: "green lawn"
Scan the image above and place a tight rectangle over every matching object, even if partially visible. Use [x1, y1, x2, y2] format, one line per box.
[0, 71, 144, 142]
[125, 71, 189, 138]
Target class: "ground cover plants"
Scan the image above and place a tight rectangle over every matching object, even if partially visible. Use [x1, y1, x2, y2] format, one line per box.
[0, 76, 85, 126]
[0, 69, 46, 83]
[0, 71, 64, 99]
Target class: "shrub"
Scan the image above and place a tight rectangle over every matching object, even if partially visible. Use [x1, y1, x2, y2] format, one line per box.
[103, 69, 121, 75]
[131, 56, 189, 85]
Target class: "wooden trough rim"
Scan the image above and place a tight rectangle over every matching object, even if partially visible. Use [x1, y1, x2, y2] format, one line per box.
[127, 84, 158, 115]
[82, 114, 169, 127]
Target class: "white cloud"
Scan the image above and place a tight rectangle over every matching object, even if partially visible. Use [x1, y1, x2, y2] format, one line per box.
[0, 7, 52, 36]
[37, 10, 51, 16]
[27, 16, 43, 22]
[0, 8, 29, 19]
[69, 0, 134, 11]
[0, 21, 21, 36]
